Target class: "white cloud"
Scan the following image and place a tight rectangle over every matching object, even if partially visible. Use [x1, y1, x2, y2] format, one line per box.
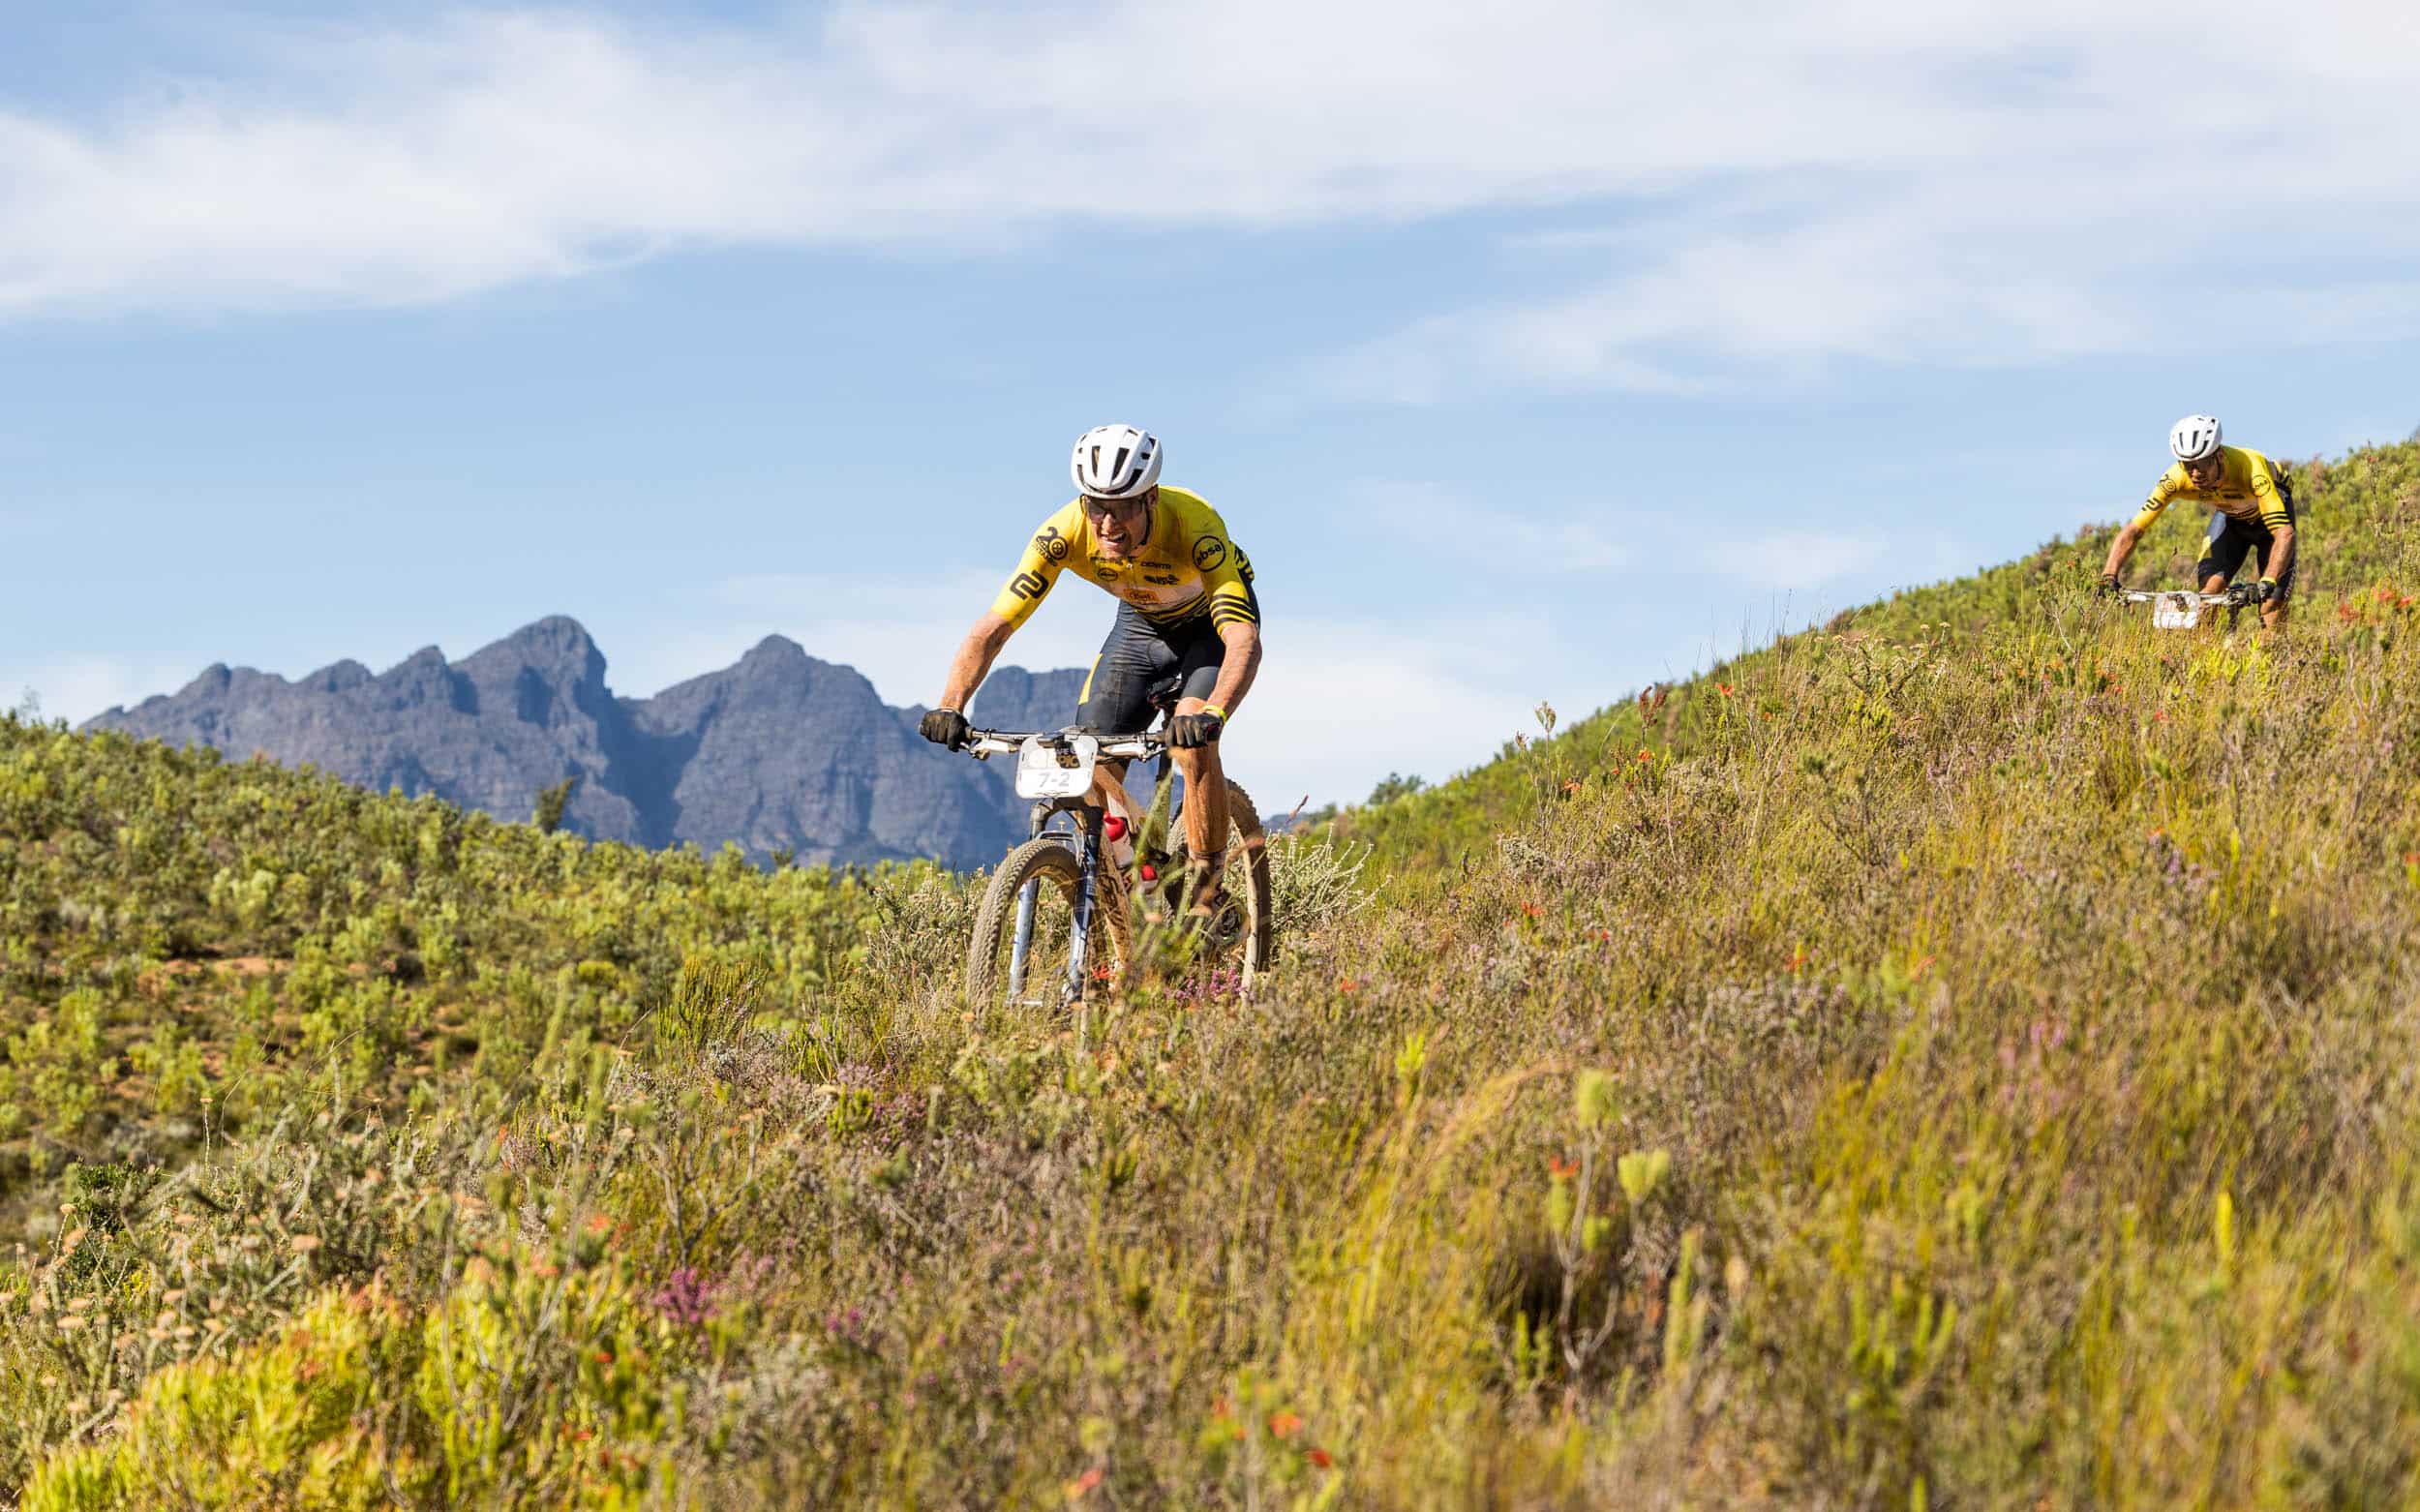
[1220, 612, 1573, 809]
[3, 656, 198, 725]
[3, 0, 2414, 389]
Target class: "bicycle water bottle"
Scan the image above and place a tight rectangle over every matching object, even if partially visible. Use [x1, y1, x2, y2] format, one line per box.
[1102, 811, 1138, 872]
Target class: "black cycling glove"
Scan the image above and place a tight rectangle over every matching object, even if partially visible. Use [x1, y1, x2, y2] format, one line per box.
[2250, 578, 2280, 603]
[2096, 573, 2123, 598]
[919, 709, 971, 750]
[1168, 711, 1225, 748]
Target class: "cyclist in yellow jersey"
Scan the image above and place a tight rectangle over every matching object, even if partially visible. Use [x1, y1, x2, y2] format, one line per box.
[2100, 413, 2297, 628]
[919, 424, 1263, 909]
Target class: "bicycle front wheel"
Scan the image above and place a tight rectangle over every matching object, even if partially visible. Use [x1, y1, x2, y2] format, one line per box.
[965, 837, 1130, 1012]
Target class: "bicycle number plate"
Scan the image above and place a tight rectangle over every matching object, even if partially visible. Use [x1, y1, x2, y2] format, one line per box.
[1014, 734, 1099, 800]
[2151, 593, 2203, 630]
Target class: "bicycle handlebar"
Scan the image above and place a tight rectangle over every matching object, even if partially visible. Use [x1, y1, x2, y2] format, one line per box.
[2119, 586, 2258, 608]
[964, 728, 1165, 761]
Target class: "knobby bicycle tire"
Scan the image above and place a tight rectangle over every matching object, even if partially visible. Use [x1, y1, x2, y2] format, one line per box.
[965, 836, 1131, 1010]
[1170, 778, 1276, 991]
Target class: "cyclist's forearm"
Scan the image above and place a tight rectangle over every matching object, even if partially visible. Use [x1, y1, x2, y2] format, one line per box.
[939, 614, 1015, 711]
[2102, 522, 2145, 579]
[2261, 526, 2295, 584]
[1204, 624, 1261, 717]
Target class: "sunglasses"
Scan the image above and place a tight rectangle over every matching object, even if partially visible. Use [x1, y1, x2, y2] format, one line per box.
[1081, 495, 1148, 518]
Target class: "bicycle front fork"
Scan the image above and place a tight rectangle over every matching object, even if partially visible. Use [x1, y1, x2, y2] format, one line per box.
[1008, 801, 1103, 1006]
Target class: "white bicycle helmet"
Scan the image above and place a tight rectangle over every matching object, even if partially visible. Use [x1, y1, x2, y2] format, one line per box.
[1070, 424, 1162, 499]
[2168, 414, 2223, 464]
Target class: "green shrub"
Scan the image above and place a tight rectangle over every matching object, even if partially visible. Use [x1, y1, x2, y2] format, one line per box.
[19, 1285, 408, 1511]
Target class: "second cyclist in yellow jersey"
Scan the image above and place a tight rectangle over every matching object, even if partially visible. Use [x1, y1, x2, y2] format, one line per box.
[2102, 413, 2297, 629]
[2130, 444, 2292, 534]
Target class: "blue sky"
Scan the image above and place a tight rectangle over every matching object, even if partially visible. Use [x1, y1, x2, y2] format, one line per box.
[5, 1, 2417, 809]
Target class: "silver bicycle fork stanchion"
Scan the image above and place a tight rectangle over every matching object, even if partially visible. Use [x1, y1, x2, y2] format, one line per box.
[1007, 880, 1040, 1000]
[1066, 829, 1101, 1045]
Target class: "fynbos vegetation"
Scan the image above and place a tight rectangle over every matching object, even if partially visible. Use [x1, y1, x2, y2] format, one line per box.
[4, 440, 2419, 1506]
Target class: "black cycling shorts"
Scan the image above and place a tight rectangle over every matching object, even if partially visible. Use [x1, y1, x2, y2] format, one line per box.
[2197, 474, 2297, 599]
[1074, 600, 1246, 736]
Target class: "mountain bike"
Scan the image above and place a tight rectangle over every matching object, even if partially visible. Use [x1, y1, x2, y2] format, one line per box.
[2117, 583, 2262, 630]
[956, 698, 1273, 1014]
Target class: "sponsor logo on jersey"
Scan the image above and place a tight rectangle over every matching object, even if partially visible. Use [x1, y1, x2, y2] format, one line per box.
[1031, 525, 1071, 562]
[1192, 535, 1227, 573]
[1008, 569, 1048, 601]
[1142, 571, 1180, 586]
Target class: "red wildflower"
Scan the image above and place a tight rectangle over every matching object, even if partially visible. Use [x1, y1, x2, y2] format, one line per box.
[1308, 1447, 1335, 1468]
[1268, 1410, 1304, 1440]
[1636, 748, 1653, 764]
[1067, 1467, 1104, 1497]
[1548, 1157, 1580, 1180]
[1716, 682, 1734, 698]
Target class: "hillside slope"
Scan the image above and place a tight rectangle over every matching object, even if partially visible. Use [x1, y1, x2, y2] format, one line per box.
[83, 616, 1092, 868]
[4, 440, 2420, 1507]
[1344, 441, 2419, 880]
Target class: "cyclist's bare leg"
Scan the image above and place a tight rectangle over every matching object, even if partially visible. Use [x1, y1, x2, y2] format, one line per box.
[1170, 696, 1229, 886]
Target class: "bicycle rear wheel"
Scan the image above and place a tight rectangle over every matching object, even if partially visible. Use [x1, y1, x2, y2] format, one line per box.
[966, 837, 1130, 1011]
[1163, 779, 1275, 993]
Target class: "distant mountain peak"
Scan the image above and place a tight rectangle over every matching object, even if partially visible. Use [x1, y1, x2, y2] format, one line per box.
[461, 616, 607, 684]
[744, 633, 807, 662]
[81, 620, 1095, 869]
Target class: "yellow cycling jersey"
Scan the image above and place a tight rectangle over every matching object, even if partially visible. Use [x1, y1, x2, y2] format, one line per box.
[989, 486, 1259, 634]
[2131, 445, 2292, 533]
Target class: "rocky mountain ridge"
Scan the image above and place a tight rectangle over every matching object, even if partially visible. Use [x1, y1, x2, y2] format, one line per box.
[82, 616, 1098, 869]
